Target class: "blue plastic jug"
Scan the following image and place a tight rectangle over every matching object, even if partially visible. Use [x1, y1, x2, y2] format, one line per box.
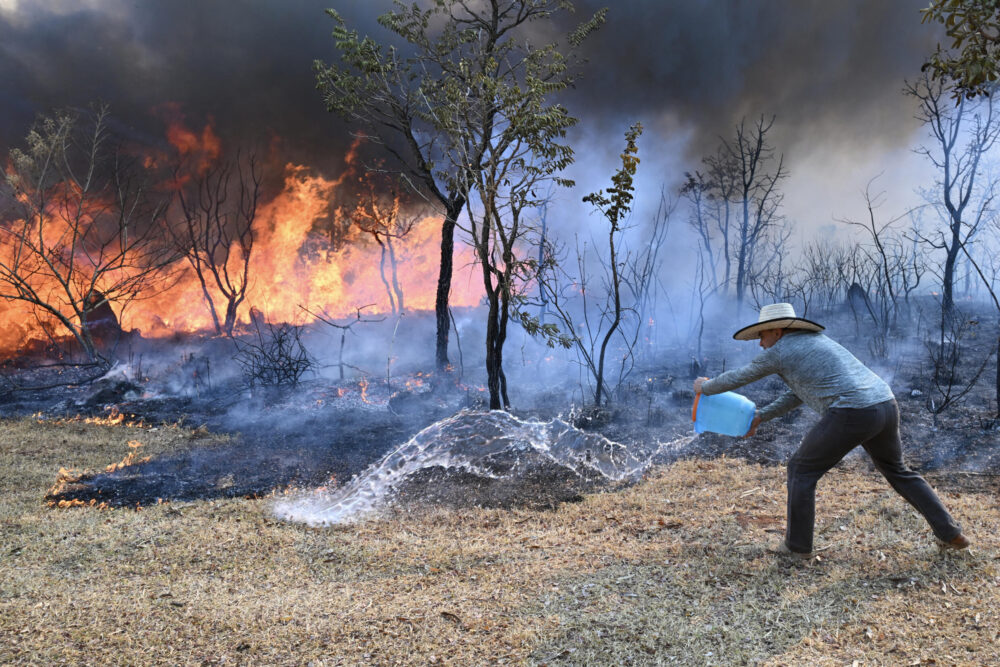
[692, 391, 756, 437]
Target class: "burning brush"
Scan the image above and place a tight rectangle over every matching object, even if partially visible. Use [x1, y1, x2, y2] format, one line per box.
[46, 440, 150, 510]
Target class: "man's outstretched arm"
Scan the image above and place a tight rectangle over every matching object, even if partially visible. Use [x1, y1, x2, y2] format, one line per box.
[696, 351, 778, 396]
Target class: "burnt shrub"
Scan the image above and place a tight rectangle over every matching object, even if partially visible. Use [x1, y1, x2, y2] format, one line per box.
[233, 321, 315, 389]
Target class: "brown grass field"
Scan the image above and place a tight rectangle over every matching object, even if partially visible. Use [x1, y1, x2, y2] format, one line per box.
[1, 415, 998, 665]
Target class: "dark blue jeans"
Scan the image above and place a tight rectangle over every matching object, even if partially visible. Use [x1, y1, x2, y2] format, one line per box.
[785, 399, 962, 553]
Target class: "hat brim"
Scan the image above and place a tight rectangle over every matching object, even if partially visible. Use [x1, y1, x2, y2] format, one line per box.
[733, 317, 824, 341]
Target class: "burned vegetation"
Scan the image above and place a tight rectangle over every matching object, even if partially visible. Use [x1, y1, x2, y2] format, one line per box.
[0, 94, 997, 530]
[0, 0, 997, 538]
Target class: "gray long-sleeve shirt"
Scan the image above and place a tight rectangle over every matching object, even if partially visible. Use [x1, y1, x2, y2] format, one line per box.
[700, 331, 894, 422]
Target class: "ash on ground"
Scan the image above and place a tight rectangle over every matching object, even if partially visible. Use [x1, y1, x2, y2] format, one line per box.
[6, 314, 1000, 516]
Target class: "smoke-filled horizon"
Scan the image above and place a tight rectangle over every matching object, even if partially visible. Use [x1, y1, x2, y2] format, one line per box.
[0, 1, 946, 231]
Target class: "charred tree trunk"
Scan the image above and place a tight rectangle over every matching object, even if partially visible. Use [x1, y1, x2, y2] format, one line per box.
[479, 230, 512, 411]
[484, 286, 506, 410]
[942, 227, 961, 317]
[475, 200, 513, 411]
[435, 203, 462, 371]
[223, 295, 243, 336]
[498, 297, 510, 408]
[735, 217, 749, 309]
[721, 201, 732, 292]
[82, 291, 124, 357]
[193, 260, 223, 335]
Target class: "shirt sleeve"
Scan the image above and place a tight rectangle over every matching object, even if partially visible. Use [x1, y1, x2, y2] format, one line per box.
[757, 390, 803, 422]
[701, 348, 779, 395]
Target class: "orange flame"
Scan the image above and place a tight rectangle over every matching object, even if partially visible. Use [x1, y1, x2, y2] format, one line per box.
[105, 440, 151, 473]
[156, 102, 222, 178]
[83, 408, 126, 426]
[1, 117, 482, 354]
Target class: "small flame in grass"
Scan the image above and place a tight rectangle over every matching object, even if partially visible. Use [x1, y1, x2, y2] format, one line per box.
[51, 498, 109, 509]
[51, 467, 83, 489]
[90, 408, 124, 426]
[47, 468, 112, 509]
[48, 440, 152, 510]
[77, 408, 147, 428]
[312, 475, 338, 494]
[105, 441, 151, 473]
[359, 377, 370, 403]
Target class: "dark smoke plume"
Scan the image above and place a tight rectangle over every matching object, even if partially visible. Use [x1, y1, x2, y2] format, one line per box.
[1, 1, 942, 171]
[561, 0, 941, 159]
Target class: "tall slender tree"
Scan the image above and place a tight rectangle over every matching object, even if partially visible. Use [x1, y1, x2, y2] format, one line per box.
[580, 123, 642, 406]
[723, 115, 788, 310]
[457, 6, 599, 409]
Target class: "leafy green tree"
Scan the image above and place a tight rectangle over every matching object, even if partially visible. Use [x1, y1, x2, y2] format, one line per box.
[457, 4, 600, 410]
[922, 0, 1000, 98]
[315, 0, 604, 372]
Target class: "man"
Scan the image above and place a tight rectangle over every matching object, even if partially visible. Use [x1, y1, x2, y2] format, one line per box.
[694, 302, 970, 557]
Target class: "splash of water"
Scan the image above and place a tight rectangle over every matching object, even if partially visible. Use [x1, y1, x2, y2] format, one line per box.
[274, 409, 694, 525]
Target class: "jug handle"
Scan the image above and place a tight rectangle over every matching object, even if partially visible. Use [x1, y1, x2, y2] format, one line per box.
[691, 393, 701, 422]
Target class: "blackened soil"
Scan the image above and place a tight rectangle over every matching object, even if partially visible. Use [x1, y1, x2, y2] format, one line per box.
[38, 364, 1000, 510]
[44, 382, 466, 508]
[21, 308, 1000, 512]
[47, 416, 414, 507]
[395, 456, 586, 513]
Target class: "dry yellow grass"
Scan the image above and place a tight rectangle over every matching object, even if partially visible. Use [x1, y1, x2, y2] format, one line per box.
[1, 415, 998, 665]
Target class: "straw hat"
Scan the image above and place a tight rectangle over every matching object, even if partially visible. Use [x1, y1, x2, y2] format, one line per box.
[732, 302, 824, 341]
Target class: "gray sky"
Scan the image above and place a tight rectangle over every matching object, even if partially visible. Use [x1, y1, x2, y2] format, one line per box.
[0, 0, 946, 240]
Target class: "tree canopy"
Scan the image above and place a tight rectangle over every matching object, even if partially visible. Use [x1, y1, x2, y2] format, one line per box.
[315, 0, 605, 370]
[922, 0, 1000, 98]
